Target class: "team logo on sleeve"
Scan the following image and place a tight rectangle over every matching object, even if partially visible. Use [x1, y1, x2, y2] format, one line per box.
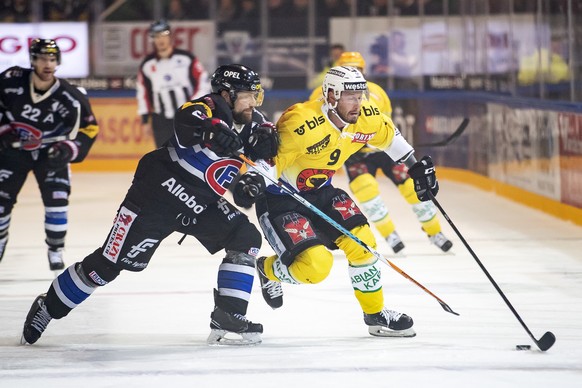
[205, 158, 244, 195]
[296, 169, 335, 191]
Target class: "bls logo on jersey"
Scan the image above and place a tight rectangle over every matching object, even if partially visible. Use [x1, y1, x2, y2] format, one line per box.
[204, 158, 243, 196]
[362, 106, 380, 117]
[294, 115, 325, 135]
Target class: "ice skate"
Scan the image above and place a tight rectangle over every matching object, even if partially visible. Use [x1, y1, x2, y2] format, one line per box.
[385, 231, 405, 254]
[21, 294, 52, 345]
[428, 232, 453, 252]
[364, 308, 416, 337]
[47, 248, 65, 272]
[256, 256, 283, 309]
[207, 306, 263, 346]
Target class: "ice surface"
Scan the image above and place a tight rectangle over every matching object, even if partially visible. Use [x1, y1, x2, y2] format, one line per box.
[1, 172, 581, 387]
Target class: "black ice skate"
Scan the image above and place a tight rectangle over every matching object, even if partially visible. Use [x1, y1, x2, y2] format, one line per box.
[21, 294, 52, 345]
[256, 256, 283, 309]
[385, 231, 405, 254]
[428, 232, 453, 252]
[207, 306, 263, 346]
[364, 308, 416, 337]
[47, 248, 65, 271]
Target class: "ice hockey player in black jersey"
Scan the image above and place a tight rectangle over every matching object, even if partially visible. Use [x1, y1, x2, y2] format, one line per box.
[0, 38, 99, 271]
[21, 64, 279, 346]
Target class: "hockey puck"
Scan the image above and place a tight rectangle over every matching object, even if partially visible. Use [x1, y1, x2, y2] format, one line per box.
[515, 345, 531, 350]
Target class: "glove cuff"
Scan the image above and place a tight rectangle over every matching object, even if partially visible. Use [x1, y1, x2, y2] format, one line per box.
[62, 140, 79, 161]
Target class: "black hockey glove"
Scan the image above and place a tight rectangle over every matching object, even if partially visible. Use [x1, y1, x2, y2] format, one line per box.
[201, 118, 242, 157]
[0, 130, 19, 151]
[248, 122, 280, 160]
[47, 142, 75, 170]
[408, 155, 439, 202]
[233, 171, 266, 209]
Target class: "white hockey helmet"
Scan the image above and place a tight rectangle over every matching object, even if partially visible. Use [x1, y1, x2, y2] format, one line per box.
[322, 66, 368, 103]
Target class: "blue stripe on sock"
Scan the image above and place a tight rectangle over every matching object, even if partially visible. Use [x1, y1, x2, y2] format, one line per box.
[217, 270, 254, 293]
[58, 270, 90, 305]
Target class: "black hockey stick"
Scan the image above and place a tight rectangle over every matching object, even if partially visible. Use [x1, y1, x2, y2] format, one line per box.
[427, 191, 555, 351]
[241, 155, 459, 316]
[415, 117, 470, 147]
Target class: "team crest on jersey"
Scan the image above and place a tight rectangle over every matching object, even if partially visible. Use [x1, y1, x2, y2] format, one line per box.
[296, 168, 335, 191]
[332, 194, 362, 220]
[205, 158, 244, 195]
[282, 214, 316, 244]
[11, 122, 43, 150]
[351, 132, 375, 144]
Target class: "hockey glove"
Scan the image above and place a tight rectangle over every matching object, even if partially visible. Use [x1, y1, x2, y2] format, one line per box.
[0, 128, 19, 151]
[248, 122, 280, 160]
[408, 155, 439, 202]
[47, 141, 75, 170]
[233, 171, 266, 209]
[201, 118, 242, 157]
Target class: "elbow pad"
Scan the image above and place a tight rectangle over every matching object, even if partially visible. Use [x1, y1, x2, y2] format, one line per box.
[385, 129, 414, 163]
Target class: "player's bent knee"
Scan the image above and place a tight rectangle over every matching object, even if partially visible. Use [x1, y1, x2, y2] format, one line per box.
[227, 223, 262, 253]
[80, 249, 122, 286]
[290, 245, 333, 284]
[337, 225, 377, 266]
[349, 173, 380, 202]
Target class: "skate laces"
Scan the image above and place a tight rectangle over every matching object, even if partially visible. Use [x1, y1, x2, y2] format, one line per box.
[31, 301, 52, 332]
[263, 280, 283, 298]
[380, 308, 403, 323]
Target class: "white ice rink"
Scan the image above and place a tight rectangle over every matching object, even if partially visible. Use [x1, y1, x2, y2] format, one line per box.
[1, 172, 581, 388]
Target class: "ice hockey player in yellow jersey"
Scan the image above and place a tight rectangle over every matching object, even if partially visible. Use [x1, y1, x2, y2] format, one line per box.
[309, 51, 452, 254]
[248, 65, 440, 337]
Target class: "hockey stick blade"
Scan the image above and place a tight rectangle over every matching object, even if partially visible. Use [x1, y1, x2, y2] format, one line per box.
[416, 117, 470, 147]
[241, 155, 459, 316]
[536, 331, 556, 351]
[428, 191, 555, 351]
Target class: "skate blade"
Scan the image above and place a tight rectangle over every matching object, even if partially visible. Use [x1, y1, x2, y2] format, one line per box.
[20, 334, 31, 345]
[368, 326, 416, 338]
[207, 329, 262, 346]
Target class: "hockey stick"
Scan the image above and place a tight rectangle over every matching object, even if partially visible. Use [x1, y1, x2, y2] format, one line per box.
[427, 191, 555, 351]
[241, 155, 459, 316]
[10, 102, 81, 148]
[415, 117, 470, 147]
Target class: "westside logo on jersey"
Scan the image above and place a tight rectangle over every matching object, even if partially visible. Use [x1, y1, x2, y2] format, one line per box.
[296, 168, 335, 191]
[205, 158, 243, 195]
[103, 206, 137, 264]
[294, 115, 325, 135]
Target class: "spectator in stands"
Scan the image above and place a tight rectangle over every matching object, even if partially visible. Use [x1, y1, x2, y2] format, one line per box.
[309, 43, 345, 89]
[42, 0, 90, 21]
[2, 0, 30, 22]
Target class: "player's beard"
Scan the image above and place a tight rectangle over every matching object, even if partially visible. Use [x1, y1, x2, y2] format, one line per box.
[33, 67, 55, 83]
[232, 107, 253, 125]
[338, 108, 360, 124]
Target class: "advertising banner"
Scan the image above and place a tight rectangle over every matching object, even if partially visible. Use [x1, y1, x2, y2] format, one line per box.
[558, 112, 582, 208]
[93, 21, 216, 77]
[0, 22, 89, 77]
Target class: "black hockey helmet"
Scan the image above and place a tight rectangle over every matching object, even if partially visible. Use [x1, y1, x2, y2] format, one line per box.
[211, 64, 263, 106]
[149, 19, 171, 37]
[29, 38, 61, 65]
